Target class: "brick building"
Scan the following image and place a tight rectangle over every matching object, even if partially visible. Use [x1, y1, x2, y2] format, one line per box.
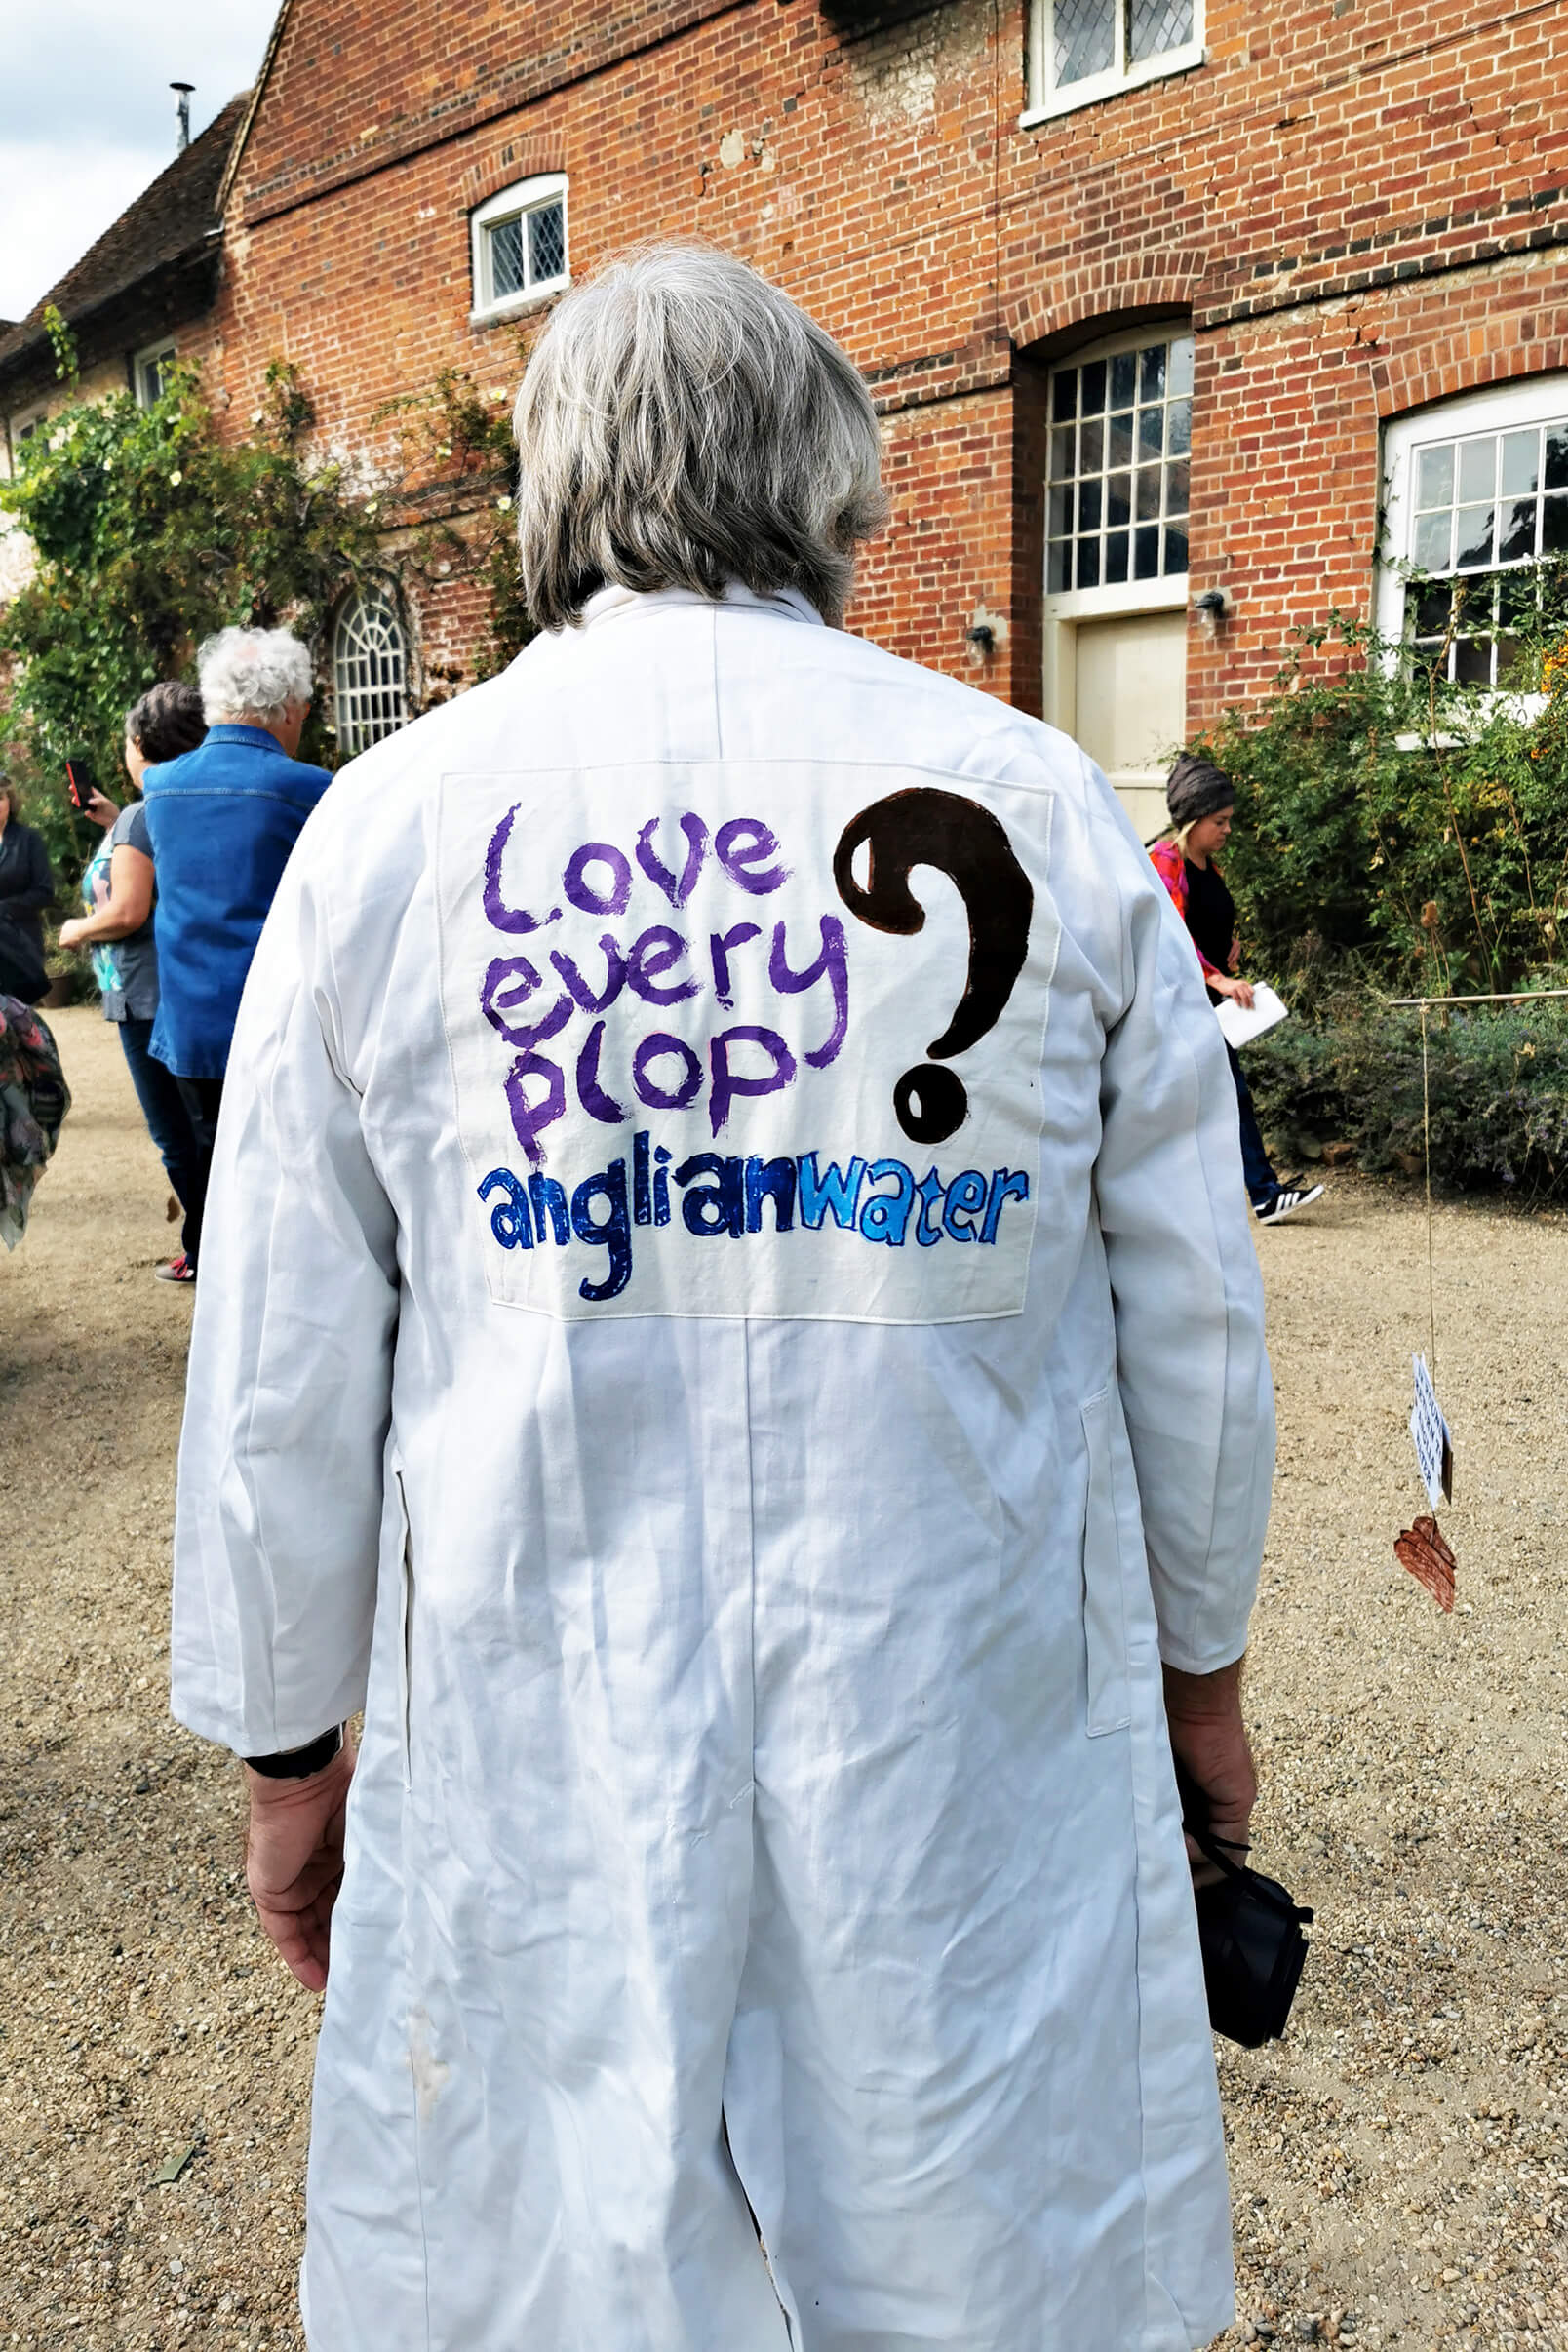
[21, 4, 1568, 833]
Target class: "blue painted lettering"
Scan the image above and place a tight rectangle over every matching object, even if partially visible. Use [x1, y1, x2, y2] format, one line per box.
[859, 1158, 916, 1247]
[796, 1151, 867, 1230]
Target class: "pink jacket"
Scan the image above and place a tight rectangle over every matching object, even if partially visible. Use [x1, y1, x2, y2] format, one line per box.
[1148, 836, 1225, 980]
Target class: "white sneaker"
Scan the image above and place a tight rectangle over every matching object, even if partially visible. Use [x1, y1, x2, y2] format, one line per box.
[1254, 1184, 1324, 1225]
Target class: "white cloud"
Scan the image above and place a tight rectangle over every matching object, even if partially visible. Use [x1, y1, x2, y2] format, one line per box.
[0, 140, 184, 324]
[0, 0, 278, 322]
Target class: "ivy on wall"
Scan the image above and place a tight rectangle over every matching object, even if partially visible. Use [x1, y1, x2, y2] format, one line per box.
[0, 324, 529, 871]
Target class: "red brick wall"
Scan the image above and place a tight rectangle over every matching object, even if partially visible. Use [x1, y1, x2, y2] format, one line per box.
[203, 0, 1568, 730]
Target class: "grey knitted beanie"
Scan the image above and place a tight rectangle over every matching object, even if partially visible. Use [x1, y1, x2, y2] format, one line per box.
[1165, 752, 1235, 829]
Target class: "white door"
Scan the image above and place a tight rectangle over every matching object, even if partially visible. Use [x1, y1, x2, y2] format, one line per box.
[1039, 326, 1196, 843]
[1073, 610, 1188, 844]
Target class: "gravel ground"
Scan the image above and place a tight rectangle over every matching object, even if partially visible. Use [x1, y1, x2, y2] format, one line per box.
[1, 1007, 1565, 2351]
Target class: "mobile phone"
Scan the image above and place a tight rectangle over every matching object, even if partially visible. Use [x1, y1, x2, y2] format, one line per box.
[64, 755, 97, 812]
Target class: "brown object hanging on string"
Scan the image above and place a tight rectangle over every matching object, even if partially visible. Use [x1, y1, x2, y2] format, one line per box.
[1393, 1515, 1456, 1612]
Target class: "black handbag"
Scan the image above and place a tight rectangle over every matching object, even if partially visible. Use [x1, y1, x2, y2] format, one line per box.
[1175, 1763, 1313, 2049]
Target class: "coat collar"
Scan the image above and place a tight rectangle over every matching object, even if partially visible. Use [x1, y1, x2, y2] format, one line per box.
[202, 724, 288, 753]
[576, 582, 825, 631]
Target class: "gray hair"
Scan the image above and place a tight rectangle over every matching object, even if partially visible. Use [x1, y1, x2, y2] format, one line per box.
[513, 245, 887, 631]
[197, 626, 313, 725]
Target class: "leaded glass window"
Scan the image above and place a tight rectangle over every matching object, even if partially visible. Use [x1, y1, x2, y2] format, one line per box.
[1045, 334, 1194, 595]
[1403, 417, 1568, 686]
[1036, 0, 1197, 104]
[333, 583, 410, 756]
[472, 179, 569, 319]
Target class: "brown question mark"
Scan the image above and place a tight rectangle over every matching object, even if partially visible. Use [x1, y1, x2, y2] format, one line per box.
[833, 786, 1034, 1145]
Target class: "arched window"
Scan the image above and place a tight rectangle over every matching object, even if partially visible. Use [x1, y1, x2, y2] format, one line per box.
[333, 581, 410, 755]
[470, 175, 569, 323]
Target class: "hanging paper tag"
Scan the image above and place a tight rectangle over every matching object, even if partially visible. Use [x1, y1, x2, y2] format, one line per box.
[1410, 1353, 1454, 1511]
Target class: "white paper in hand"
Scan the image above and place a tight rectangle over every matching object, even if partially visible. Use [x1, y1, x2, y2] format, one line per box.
[1214, 981, 1290, 1050]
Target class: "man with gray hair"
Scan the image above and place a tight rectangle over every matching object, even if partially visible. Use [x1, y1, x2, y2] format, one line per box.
[141, 624, 330, 1274]
[172, 250, 1273, 2350]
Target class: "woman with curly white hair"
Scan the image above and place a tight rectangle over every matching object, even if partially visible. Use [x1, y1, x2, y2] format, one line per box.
[171, 248, 1272, 2352]
[140, 622, 330, 1274]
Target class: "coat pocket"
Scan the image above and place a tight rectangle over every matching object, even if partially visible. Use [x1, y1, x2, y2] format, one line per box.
[392, 1467, 412, 1790]
[1079, 1389, 1131, 1737]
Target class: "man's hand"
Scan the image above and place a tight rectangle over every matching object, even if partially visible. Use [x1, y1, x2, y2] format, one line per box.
[244, 1738, 356, 1991]
[1163, 1657, 1256, 1876]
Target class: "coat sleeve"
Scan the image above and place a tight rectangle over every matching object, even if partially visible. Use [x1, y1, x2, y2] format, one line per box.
[169, 845, 400, 1754]
[1, 827, 55, 913]
[1089, 769, 1274, 1674]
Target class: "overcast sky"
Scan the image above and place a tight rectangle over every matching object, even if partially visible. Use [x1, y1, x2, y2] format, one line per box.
[0, 0, 281, 323]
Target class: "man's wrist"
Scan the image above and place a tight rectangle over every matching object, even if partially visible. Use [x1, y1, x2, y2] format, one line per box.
[244, 1725, 343, 1781]
[1163, 1655, 1245, 1719]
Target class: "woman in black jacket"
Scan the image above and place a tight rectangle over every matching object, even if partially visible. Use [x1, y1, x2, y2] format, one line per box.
[0, 774, 55, 1004]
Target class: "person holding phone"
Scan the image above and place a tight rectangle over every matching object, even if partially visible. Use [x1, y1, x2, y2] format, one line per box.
[58, 687, 208, 1280]
[0, 773, 56, 1005]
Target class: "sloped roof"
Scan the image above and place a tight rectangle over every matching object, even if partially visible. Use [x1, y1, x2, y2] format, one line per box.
[0, 94, 249, 384]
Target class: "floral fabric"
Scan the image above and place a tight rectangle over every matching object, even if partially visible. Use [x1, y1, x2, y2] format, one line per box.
[0, 995, 70, 1249]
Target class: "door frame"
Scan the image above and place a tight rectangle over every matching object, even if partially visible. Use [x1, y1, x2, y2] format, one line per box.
[1041, 571, 1190, 743]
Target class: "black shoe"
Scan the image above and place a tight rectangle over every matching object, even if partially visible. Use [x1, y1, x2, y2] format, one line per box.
[1254, 1184, 1324, 1225]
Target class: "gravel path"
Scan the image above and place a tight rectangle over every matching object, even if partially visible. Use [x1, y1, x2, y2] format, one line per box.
[1, 1008, 1564, 2350]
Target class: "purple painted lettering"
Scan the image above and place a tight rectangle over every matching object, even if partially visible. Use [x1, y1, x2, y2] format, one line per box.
[635, 813, 708, 908]
[714, 817, 788, 896]
[710, 921, 762, 1008]
[768, 916, 849, 1069]
[481, 956, 574, 1052]
[626, 925, 698, 1006]
[709, 1025, 797, 1137]
[551, 933, 627, 1014]
[633, 1032, 704, 1113]
[505, 1051, 567, 1166]
[576, 1020, 628, 1124]
[483, 804, 555, 935]
[563, 842, 633, 918]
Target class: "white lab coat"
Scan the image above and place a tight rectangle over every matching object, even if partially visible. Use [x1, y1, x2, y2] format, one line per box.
[171, 584, 1274, 2352]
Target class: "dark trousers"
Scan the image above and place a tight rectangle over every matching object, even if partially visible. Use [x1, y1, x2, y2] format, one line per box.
[117, 1018, 205, 1258]
[173, 1074, 225, 1272]
[1226, 1044, 1278, 1209]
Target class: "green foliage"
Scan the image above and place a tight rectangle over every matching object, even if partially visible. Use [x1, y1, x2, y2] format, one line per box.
[1247, 997, 1568, 1202]
[1189, 587, 1568, 998]
[0, 359, 384, 863]
[374, 360, 532, 686]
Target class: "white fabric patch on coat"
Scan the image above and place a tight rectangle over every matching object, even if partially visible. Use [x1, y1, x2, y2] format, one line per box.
[405, 2006, 451, 2125]
[437, 762, 1059, 1322]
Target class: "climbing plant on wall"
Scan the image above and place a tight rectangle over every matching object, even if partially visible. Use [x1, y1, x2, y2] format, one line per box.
[0, 342, 386, 865]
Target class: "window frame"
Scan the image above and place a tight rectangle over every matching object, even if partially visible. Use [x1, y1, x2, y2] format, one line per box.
[132, 339, 177, 409]
[1023, 0, 1205, 126]
[469, 174, 569, 326]
[331, 577, 412, 758]
[5, 405, 47, 476]
[1039, 322, 1196, 825]
[1377, 373, 1568, 702]
[1041, 321, 1195, 624]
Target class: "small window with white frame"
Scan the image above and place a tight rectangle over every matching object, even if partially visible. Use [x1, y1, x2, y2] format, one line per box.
[333, 580, 411, 755]
[1378, 375, 1568, 690]
[1026, 0, 1203, 121]
[6, 406, 47, 473]
[470, 175, 568, 322]
[133, 339, 177, 408]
